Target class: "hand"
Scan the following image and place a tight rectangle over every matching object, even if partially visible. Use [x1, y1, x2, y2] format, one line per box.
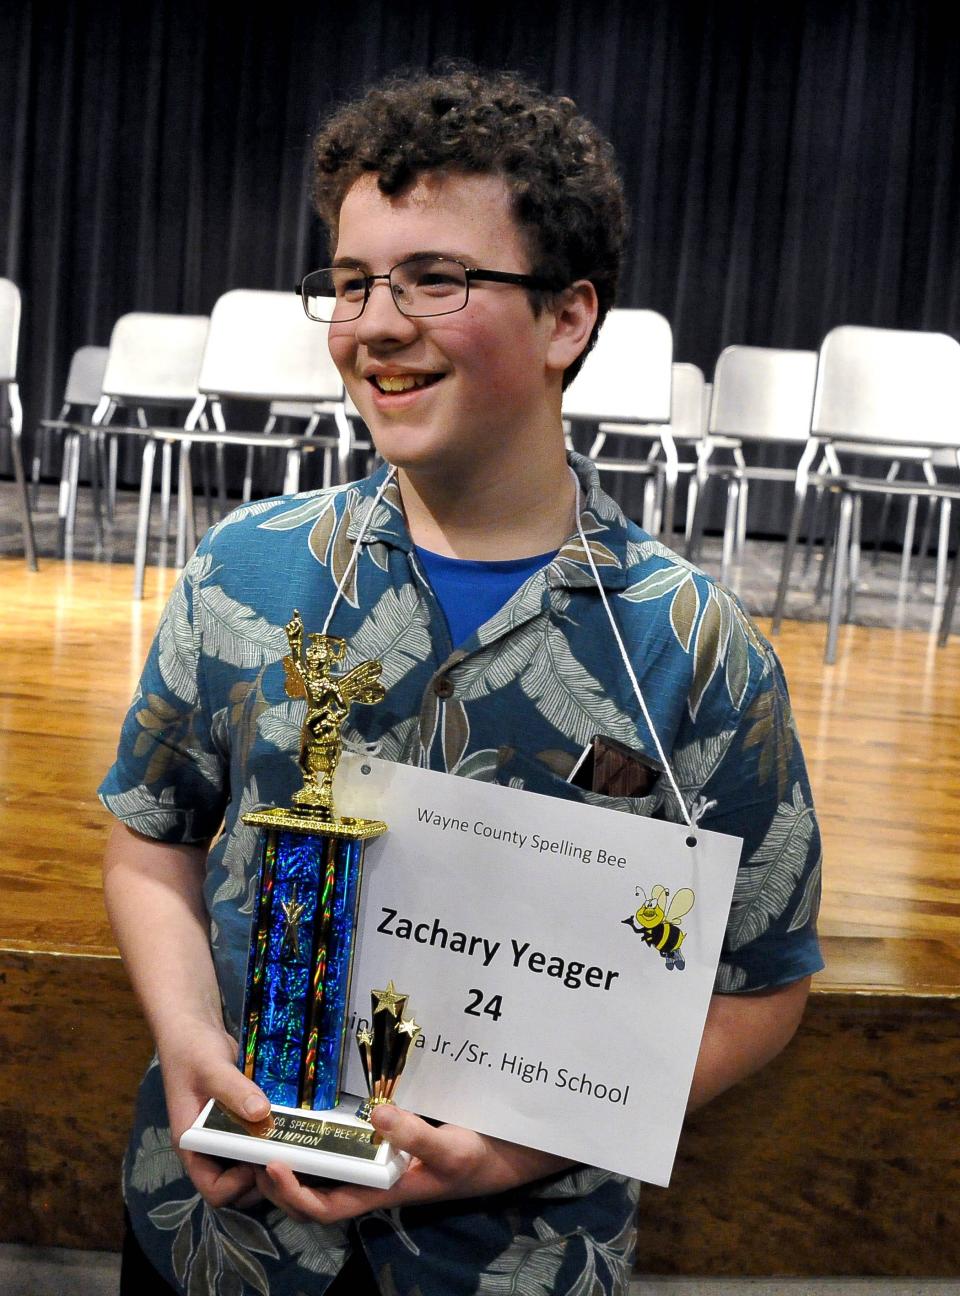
[255, 1105, 573, 1224]
[158, 1020, 271, 1210]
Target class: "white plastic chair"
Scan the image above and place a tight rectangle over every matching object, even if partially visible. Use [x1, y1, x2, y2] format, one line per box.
[770, 326, 960, 661]
[184, 288, 350, 498]
[0, 279, 37, 569]
[32, 346, 109, 555]
[645, 362, 708, 539]
[686, 346, 819, 583]
[60, 313, 210, 564]
[126, 289, 352, 598]
[562, 309, 675, 535]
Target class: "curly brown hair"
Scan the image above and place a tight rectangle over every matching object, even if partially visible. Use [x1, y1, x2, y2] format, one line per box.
[312, 67, 627, 384]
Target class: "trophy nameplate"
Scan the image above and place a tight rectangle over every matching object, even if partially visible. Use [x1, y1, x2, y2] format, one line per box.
[180, 611, 418, 1187]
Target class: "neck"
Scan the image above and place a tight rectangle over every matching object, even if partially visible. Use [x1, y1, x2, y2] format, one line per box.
[397, 442, 576, 560]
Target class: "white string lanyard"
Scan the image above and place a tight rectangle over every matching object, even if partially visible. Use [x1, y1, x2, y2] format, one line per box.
[570, 470, 696, 833]
[321, 462, 699, 834]
[321, 466, 398, 636]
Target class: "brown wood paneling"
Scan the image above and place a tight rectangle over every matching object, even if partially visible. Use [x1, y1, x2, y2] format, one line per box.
[0, 948, 152, 1249]
[639, 987, 960, 1276]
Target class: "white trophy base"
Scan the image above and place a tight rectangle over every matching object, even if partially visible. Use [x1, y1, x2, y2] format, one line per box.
[180, 1096, 410, 1189]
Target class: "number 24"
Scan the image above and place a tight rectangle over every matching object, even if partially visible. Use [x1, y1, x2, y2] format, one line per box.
[464, 989, 503, 1021]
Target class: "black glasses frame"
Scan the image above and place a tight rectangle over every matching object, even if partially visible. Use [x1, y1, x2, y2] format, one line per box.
[295, 256, 562, 323]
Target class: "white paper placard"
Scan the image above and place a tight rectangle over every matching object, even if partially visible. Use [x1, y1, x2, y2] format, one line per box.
[334, 753, 742, 1185]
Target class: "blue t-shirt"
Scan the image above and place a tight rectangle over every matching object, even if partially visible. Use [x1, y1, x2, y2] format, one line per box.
[414, 546, 556, 646]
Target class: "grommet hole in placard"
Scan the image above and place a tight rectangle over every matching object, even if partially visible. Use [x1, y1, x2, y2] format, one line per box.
[361, 764, 371, 775]
[685, 835, 697, 848]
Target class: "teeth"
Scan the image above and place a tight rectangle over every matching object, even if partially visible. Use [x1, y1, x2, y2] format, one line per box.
[375, 374, 431, 393]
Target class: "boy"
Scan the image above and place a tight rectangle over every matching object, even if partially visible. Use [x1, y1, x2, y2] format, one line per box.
[101, 68, 822, 1295]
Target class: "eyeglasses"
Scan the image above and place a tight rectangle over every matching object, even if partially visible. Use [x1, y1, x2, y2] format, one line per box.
[296, 255, 560, 323]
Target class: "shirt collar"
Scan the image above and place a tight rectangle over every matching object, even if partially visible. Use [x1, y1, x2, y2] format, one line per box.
[346, 452, 631, 589]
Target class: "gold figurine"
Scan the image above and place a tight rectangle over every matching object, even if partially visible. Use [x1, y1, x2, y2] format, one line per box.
[243, 610, 387, 839]
[282, 611, 386, 819]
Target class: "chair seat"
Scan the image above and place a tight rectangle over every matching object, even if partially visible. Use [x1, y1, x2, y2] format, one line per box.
[826, 476, 960, 501]
[591, 457, 657, 475]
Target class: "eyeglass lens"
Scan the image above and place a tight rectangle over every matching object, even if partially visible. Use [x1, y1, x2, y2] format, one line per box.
[303, 257, 469, 322]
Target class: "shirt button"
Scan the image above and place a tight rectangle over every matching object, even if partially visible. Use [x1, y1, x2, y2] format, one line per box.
[433, 676, 455, 699]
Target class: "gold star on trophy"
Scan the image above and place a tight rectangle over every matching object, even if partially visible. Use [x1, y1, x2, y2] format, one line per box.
[356, 984, 419, 1122]
[371, 980, 407, 1018]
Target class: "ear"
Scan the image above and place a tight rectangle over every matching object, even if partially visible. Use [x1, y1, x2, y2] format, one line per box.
[545, 280, 599, 376]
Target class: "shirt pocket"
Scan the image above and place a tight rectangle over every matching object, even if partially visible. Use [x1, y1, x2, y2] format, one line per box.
[493, 747, 665, 819]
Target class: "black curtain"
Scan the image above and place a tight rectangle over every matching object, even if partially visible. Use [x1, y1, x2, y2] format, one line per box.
[3, 0, 960, 529]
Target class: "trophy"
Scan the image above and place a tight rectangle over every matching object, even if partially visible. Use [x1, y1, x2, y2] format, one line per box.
[181, 611, 419, 1188]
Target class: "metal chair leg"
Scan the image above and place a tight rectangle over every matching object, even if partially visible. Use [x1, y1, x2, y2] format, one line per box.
[898, 494, 918, 585]
[160, 441, 173, 540]
[771, 488, 806, 633]
[90, 431, 106, 556]
[175, 441, 195, 569]
[938, 536, 960, 646]
[815, 492, 840, 602]
[106, 434, 118, 521]
[242, 444, 255, 504]
[720, 479, 739, 585]
[134, 439, 157, 600]
[283, 449, 302, 495]
[934, 500, 951, 605]
[735, 478, 748, 556]
[915, 497, 937, 587]
[870, 484, 896, 568]
[846, 494, 862, 623]
[183, 445, 197, 557]
[216, 443, 228, 518]
[8, 383, 38, 570]
[334, 404, 353, 485]
[801, 485, 823, 578]
[685, 470, 717, 566]
[56, 431, 76, 558]
[825, 492, 854, 664]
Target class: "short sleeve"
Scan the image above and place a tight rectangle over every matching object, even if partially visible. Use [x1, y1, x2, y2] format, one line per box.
[696, 645, 824, 993]
[98, 541, 228, 844]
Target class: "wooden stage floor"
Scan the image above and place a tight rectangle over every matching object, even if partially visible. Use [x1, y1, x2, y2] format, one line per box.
[2, 554, 958, 989]
[1, 554, 959, 1273]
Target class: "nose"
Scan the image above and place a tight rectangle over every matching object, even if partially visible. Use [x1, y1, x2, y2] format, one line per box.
[353, 279, 419, 348]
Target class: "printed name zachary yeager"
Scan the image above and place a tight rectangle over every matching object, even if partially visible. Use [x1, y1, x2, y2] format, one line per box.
[376, 908, 621, 990]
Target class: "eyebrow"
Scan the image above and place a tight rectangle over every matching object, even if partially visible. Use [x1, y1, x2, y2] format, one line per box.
[330, 250, 475, 269]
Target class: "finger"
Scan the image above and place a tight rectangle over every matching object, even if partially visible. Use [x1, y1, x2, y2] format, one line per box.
[255, 1165, 311, 1223]
[184, 1152, 257, 1207]
[263, 1162, 390, 1224]
[370, 1107, 464, 1174]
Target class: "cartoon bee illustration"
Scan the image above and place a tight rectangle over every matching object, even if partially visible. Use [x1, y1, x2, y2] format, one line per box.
[622, 885, 695, 971]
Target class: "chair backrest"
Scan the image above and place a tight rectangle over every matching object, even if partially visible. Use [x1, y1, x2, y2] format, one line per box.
[562, 308, 673, 423]
[0, 278, 21, 382]
[669, 363, 707, 441]
[268, 400, 321, 419]
[199, 289, 343, 403]
[101, 313, 210, 405]
[63, 345, 110, 408]
[812, 325, 960, 450]
[709, 346, 818, 444]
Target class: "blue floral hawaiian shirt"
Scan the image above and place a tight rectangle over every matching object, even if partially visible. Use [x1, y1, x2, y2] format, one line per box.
[100, 452, 822, 1295]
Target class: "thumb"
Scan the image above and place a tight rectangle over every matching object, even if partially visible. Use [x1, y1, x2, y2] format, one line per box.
[369, 1106, 446, 1164]
[205, 1061, 272, 1126]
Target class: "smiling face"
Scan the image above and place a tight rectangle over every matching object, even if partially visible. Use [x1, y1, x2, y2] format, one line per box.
[327, 172, 573, 484]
